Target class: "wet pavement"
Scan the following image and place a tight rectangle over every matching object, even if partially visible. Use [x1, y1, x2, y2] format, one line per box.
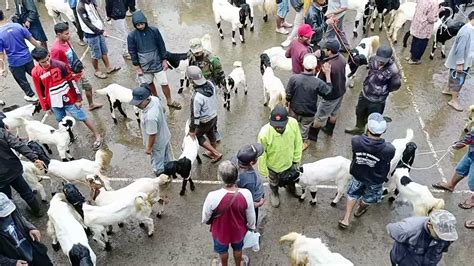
[1, 0, 473, 265]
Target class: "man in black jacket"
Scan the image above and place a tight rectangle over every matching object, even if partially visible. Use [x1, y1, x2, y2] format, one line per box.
[105, 0, 131, 60]
[128, 11, 181, 110]
[305, 0, 330, 49]
[286, 54, 332, 150]
[0, 113, 46, 217]
[345, 45, 401, 135]
[13, 0, 47, 48]
[0, 193, 52, 266]
[339, 113, 395, 229]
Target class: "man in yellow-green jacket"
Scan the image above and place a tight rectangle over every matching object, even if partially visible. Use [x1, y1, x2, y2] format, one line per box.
[258, 104, 303, 208]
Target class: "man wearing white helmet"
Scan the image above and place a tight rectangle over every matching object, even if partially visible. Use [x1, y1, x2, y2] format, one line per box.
[387, 210, 458, 266]
[286, 53, 332, 150]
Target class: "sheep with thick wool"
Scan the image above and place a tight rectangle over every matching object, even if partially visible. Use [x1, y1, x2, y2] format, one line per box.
[47, 193, 96, 266]
[280, 232, 353, 266]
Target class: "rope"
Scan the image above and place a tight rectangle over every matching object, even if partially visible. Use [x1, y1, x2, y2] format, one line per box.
[401, 147, 453, 170]
[332, 20, 356, 65]
[451, 70, 472, 80]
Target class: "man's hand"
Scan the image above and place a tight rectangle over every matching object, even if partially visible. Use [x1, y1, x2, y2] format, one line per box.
[34, 160, 46, 170]
[0, 68, 7, 77]
[136, 67, 144, 76]
[321, 62, 331, 75]
[24, 21, 31, 28]
[188, 131, 196, 140]
[29, 229, 41, 242]
[313, 49, 321, 58]
[75, 101, 83, 109]
[163, 60, 169, 71]
[145, 147, 153, 155]
[16, 260, 28, 266]
[456, 64, 464, 73]
[254, 198, 266, 208]
[452, 142, 466, 150]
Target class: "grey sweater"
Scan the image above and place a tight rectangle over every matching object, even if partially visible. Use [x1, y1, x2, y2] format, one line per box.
[445, 23, 474, 70]
[190, 81, 218, 131]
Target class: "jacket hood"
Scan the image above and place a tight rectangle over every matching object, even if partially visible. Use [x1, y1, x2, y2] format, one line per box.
[360, 135, 387, 154]
[371, 56, 395, 69]
[132, 11, 148, 28]
[195, 82, 214, 97]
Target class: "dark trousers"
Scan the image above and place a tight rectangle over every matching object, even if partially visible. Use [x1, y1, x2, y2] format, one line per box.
[31, 247, 53, 266]
[255, 207, 259, 227]
[127, 0, 136, 12]
[410, 36, 429, 61]
[0, 175, 37, 210]
[356, 93, 386, 125]
[72, 7, 84, 41]
[9, 60, 35, 97]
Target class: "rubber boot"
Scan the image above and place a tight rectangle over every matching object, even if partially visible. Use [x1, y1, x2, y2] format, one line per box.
[321, 119, 336, 136]
[28, 198, 43, 218]
[286, 182, 300, 198]
[269, 185, 280, 208]
[307, 126, 320, 141]
[345, 117, 366, 135]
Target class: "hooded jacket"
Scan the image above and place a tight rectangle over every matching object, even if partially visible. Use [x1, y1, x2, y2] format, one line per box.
[128, 11, 167, 73]
[286, 72, 332, 117]
[290, 0, 304, 12]
[305, 3, 328, 46]
[0, 128, 38, 187]
[105, 0, 127, 20]
[350, 134, 395, 185]
[76, 0, 104, 35]
[14, 0, 39, 23]
[362, 57, 401, 103]
[190, 81, 218, 132]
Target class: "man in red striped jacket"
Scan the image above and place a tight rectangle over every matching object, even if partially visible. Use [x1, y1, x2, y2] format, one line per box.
[31, 47, 102, 150]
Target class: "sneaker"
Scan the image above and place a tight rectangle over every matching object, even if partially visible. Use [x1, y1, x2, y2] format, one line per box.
[281, 38, 292, 47]
[24, 95, 38, 102]
[123, 53, 132, 60]
[281, 21, 293, 28]
[276, 28, 289, 35]
[407, 59, 421, 65]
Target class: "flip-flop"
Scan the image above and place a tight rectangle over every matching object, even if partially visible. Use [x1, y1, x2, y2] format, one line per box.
[211, 154, 223, 164]
[354, 205, 368, 217]
[88, 103, 103, 111]
[94, 72, 107, 79]
[338, 220, 349, 230]
[167, 101, 182, 110]
[202, 151, 213, 159]
[106, 66, 121, 74]
[92, 139, 103, 151]
[448, 101, 463, 112]
[465, 220, 474, 229]
[458, 200, 474, 209]
[432, 182, 454, 192]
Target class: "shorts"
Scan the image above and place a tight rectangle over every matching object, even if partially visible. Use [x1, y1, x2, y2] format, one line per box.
[448, 68, 469, 92]
[137, 71, 168, 86]
[277, 0, 290, 18]
[52, 104, 88, 122]
[151, 142, 173, 176]
[289, 111, 314, 140]
[346, 177, 383, 204]
[86, 35, 108, 60]
[195, 116, 218, 145]
[314, 97, 343, 124]
[455, 153, 474, 191]
[213, 238, 244, 254]
[77, 77, 92, 92]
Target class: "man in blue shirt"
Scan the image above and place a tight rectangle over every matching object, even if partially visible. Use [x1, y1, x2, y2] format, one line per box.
[0, 10, 40, 102]
[234, 143, 265, 226]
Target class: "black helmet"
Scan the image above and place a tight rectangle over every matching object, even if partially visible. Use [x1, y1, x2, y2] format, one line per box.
[375, 45, 393, 63]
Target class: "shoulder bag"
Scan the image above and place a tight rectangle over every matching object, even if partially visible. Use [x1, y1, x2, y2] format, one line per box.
[206, 189, 239, 225]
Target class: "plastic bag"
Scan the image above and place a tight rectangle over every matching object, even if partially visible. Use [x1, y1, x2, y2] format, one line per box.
[243, 230, 260, 252]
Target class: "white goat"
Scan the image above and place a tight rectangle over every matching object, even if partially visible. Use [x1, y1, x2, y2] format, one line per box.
[23, 116, 76, 161]
[348, 0, 369, 37]
[47, 193, 96, 266]
[393, 167, 445, 216]
[297, 156, 352, 206]
[96, 84, 140, 124]
[223, 61, 247, 111]
[213, 0, 251, 45]
[385, 128, 414, 199]
[280, 232, 353, 266]
[230, 0, 277, 31]
[2, 103, 41, 131]
[260, 47, 292, 73]
[21, 161, 50, 202]
[45, 149, 112, 190]
[387, 2, 416, 43]
[346, 36, 380, 88]
[88, 173, 172, 218]
[0, 100, 5, 105]
[82, 192, 154, 250]
[261, 56, 286, 110]
[45, 0, 75, 23]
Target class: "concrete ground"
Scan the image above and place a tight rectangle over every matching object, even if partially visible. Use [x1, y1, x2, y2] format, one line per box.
[1, 0, 473, 265]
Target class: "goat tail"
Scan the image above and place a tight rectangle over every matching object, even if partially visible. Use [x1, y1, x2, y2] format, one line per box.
[264, 0, 277, 15]
[280, 232, 301, 244]
[371, 36, 380, 53]
[94, 149, 111, 171]
[405, 128, 414, 143]
[233, 61, 243, 68]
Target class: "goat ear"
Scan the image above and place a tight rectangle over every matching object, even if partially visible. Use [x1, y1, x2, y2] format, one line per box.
[359, 43, 366, 49]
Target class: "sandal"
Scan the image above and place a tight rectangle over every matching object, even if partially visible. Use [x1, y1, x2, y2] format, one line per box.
[202, 151, 213, 159]
[106, 66, 121, 74]
[92, 139, 103, 151]
[458, 199, 474, 209]
[211, 154, 223, 164]
[88, 103, 103, 111]
[432, 182, 454, 192]
[94, 72, 107, 79]
[354, 204, 369, 217]
[338, 220, 349, 230]
[448, 100, 463, 112]
[465, 219, 474, 229]
[167, 101, 182, 110]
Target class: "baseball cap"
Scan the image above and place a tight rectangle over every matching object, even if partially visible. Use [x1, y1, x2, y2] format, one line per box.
[186, 66, 206, 86]
[237, 143, 264, 165]
[303, 54, 318, 70]
[298, 24, 314, 39]
[0, 193, 16, 217]
[375, 45, 393, 64]
[189, 38, 203, 54]
[270, 104, 289, 128]
[322, 39, 341, 53]
[430, 210, 458, 241]
[367, 112, 387, 135]
[129, 86, 151, 106]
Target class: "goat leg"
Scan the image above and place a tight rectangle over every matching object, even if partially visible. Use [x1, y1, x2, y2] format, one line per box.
[353, 20, 359, 38]
[239, 27, 245, 43]
[43, 143, 53, 154]
[299, 187, 306, 202]
[249, 15, 254, 31]
[217, 22, 224, 39]
[441, 43, 446, 59]
[429, 41, 436, 60]
[309, 191, 317, 206]
[231, 29, 237, 46]
[180, 178, 188, 196]
[402, 31, 410, 48]
[178, 79, 184, 94]
[116, 101, 127, 118]
[196, 155, 203, 165]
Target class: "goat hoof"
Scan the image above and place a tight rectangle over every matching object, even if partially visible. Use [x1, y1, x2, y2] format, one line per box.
[263, 15, 268, 22]
[403, 44, 407, 48]
[232, 42, 237, 46]
[310, 201, 316, 206]
[139, 223, 145, 228]
[330, 202, 337, 207]
[41, 199, 47, 203]
[441, 54, 446, 59]
[156, 213, 162, 219]
[105, 242, 112, 251]
[147, 233, 153, 238]
[298, 197, 304, 202]
[220, 36, 224, 40]
[85, 228, 92, 236]
[241, 40, 245, 44]
[388, 196, 396, 203]
[106, 230, 114, 235]
[113, 119, 118, 124]
[244, 91, 247, 95]
[429, 55, 434, 60]
[250, 27, 254, 32]
[464, 128, 469, 133]
[52, 243, 61, 252]
[179, 190, 185, 196]
[118, 223, 124, 228]
[190, 184, 195, 191]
